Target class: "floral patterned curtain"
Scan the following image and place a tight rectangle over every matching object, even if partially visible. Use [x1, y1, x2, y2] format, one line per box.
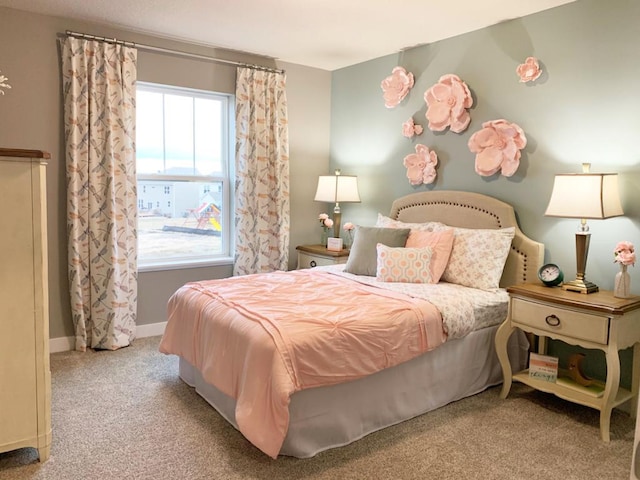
[234, 67, 290, 275]
[61, 37, 138, 351]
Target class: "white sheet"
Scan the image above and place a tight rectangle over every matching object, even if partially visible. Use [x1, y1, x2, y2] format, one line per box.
[321, 264, 510, 339]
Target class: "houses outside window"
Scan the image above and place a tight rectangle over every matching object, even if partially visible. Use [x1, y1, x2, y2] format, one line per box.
[136, 82, 233, 269]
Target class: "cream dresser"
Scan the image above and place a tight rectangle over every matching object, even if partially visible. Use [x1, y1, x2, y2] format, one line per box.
[0, 148, 51, 461]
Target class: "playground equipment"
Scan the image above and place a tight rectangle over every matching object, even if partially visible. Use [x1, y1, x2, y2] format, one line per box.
[186, 202, 222, 230]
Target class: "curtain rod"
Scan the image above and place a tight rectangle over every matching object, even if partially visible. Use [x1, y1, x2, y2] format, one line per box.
[64, 30, 285, 74]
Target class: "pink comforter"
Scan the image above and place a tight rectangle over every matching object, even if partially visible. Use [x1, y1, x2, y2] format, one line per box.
[159, 269, 446, 458]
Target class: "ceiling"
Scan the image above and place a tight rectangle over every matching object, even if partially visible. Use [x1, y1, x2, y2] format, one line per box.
[0, 0, 575, 71]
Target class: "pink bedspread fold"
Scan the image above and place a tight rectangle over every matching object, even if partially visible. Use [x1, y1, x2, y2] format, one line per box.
[159, 269, 446, 458]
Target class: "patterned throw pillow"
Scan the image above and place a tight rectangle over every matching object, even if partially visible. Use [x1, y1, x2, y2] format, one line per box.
[432, 226, 515, 290]
[376, 243, 434, 283]
[376, 213, 446, 232]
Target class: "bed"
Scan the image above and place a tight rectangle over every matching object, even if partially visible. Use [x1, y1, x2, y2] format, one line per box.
[159, 190, 544, 458]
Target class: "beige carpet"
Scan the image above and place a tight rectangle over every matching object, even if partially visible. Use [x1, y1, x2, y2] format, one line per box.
[0, 336, 635, 480]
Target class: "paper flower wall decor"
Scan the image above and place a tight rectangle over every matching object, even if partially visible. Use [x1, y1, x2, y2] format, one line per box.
[516, 57, 542, 83]
[424, 74, 473, 133]
[381, 66, 414, 109]
[402, 118, 423, 138]
[468, 119, 527, 177]
[0, 70, 11, 95]
[403, 144, 438, 186]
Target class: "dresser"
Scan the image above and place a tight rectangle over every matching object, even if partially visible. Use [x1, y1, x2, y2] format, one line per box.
[296, 244, 349, 269]
[495, 283, 640, 442]
[0, 149, 52, 461]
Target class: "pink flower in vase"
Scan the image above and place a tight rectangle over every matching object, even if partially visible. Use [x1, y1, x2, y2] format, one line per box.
[343, 222, 355, 246]
[614, 241, 636, 266]
[381, 66, 414, 109]
[516, 57, 542, 83]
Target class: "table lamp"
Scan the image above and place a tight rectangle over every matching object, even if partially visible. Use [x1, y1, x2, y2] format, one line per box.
[314, 169, 360, 238]
[544, 163, 623, 293]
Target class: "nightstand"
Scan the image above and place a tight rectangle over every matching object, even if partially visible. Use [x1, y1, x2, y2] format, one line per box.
[296, 244, 349, 269]
[495, 283, 640, 442]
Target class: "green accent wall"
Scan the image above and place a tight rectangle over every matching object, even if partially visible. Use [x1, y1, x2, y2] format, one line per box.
[329, 0, 640, 385]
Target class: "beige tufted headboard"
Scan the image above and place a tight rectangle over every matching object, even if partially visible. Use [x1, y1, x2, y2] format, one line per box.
[389, 191, 544, 287]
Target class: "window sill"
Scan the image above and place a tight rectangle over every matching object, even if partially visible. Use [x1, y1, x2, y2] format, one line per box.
[138, 256, 234, 273]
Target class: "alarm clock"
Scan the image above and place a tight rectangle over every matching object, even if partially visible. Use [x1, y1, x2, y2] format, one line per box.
[538, 263, 564, 287]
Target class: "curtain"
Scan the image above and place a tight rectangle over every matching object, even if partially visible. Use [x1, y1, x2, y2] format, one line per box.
[234, 67, 290, 275]
[61, 37, 138, 351]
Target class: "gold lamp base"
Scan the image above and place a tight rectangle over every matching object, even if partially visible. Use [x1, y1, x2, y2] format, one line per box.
[562, 230, 599, 294]
[562, 278, 599, 294]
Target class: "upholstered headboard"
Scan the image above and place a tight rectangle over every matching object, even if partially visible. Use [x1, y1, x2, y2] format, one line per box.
[389, 191, 544, 287]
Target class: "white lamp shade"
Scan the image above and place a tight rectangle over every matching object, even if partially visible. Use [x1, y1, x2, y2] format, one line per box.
[314, 175, 361, 203]
[545, 173, 623, 219]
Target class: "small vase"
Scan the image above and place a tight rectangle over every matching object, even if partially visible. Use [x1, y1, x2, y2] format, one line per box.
[614, 264, 631, 299]
[320, 230, 328, 247]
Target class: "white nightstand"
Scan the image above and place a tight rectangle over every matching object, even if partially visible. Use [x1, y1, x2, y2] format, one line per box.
[296, 244, 349, 269]
[495, 283, 640, 442]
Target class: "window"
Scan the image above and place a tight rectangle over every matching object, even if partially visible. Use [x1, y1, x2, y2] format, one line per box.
[136, 82, 233, 269]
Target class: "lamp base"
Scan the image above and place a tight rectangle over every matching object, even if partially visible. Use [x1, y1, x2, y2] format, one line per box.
[562, 278, 599, 294]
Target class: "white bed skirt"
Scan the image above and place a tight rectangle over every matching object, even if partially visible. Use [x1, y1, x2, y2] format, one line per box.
[179, 326, 529, 458]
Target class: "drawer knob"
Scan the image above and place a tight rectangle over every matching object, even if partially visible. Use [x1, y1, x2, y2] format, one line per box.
[545, 314, 561, 327]
[310, 260, 317, 267]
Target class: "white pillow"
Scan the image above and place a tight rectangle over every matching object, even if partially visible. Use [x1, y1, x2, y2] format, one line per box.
[432, 225, 515, 290]
[376, 243, 434, 284]
[376, 213, 446, 232]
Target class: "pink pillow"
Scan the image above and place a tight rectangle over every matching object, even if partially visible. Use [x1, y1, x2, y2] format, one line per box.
[404, 228, 454, 283]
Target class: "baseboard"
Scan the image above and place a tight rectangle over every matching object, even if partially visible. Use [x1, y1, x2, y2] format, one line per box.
[49, 321, 167, 353]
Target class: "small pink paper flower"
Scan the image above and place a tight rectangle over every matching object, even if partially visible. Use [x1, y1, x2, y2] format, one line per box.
[614, 241, 636, 266]
[516, 57, 542, 83]
[403, 144, 438, 186]
[381, 66, 414, 109]
[402, 118, 424, 138]
[424, 74, 473, 133]
[468, 119, 527, 177]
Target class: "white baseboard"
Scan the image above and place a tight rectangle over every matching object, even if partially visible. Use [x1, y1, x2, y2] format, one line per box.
[49, 321, 167, 353]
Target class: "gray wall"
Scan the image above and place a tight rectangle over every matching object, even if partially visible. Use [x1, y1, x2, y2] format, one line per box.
[329, 0, 640, 383]
[331, 0, 639, 295]
[0, 7, 331, 340]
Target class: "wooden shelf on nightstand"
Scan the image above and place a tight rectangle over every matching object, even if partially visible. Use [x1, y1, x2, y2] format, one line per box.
[495, 283, 640, 442]
[296, 244, 349, 269]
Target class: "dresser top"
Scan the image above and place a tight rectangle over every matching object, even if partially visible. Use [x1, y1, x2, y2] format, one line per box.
[0, 148, 50, 159]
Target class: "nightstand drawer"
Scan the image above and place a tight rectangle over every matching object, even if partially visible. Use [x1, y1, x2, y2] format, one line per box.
[297, 252, 347, 269]
[511, 297, 610, 345]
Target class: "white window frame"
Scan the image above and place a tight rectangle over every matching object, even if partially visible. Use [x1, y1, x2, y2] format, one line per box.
[136, 82, 234, 271]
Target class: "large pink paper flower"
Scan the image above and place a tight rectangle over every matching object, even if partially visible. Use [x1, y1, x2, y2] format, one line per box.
[516, 57, 542, 83]
[403, 144, 438, 185]
[381, 66, 414, 109]
[402, 118, 424, 138]
[468, 119, 527, 177]
[424, 74, 473, 133]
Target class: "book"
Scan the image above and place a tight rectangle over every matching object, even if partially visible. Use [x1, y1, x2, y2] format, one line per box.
[529, 353, 559, 383]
